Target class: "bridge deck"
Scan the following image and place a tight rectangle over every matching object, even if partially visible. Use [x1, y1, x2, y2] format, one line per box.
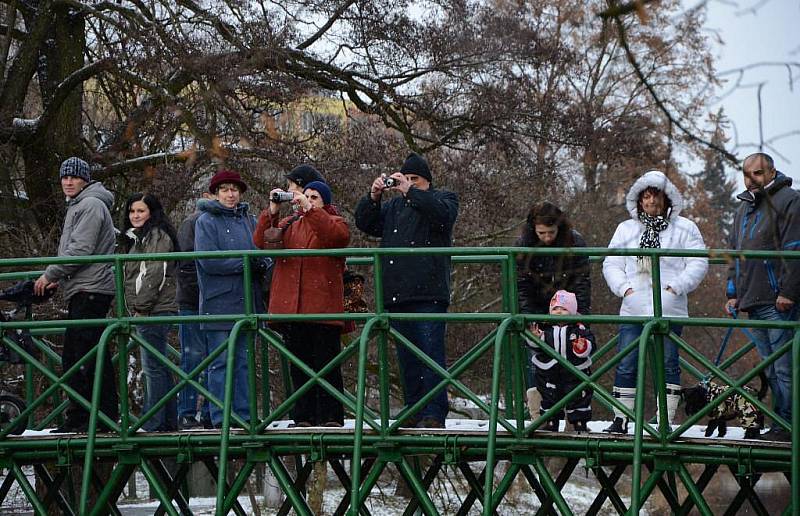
[8, 419, 790, 449]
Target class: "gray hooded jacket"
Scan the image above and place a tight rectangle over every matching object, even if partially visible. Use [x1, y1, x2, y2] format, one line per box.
[43, 181, 116, 301]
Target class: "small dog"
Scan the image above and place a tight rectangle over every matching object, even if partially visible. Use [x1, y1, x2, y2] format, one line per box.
[682, 371, 767, 439]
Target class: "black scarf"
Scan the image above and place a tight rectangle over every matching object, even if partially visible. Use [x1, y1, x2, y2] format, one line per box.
[638, 211, 669, 256]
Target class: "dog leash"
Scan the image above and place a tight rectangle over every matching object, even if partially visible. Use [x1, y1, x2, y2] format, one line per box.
[709, 307, 755, 380]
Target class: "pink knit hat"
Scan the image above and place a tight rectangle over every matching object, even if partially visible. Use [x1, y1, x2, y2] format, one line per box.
[549, 290, 578, 315]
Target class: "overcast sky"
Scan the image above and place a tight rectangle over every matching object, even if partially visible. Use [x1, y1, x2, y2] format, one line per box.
[702, 0, 800, 187]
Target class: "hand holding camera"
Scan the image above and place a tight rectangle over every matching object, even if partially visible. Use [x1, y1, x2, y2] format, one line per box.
[269, 188, 294, 214]
[370, 173, 408, 201]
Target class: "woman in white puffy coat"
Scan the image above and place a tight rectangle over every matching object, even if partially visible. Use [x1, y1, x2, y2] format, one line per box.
[602, 171, 708, 433]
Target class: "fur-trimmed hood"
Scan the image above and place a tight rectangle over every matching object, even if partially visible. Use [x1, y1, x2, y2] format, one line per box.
[197, 198, 250, 217]
[625, 170, 683, 221]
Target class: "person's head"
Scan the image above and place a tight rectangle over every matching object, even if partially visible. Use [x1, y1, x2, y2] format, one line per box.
[743, 152, 777, 192]
[400, 152, 432, 191]
[122, 193, 179, 250]
[128, 196, 151, 229]
[59, 157, 92, 198]
[286, 164, 325, 193]
[304, 181, 332, 210]
[523, 202, 573, 247]
[549, 290, 578, 316]
[209, 169, 247, 208]
[637, 187, 670, 217]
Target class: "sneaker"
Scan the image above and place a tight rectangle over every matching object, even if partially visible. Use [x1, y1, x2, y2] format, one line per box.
[289, 421, 312, 428]
[760, 427, 791, 442]
[603, 417, 628, 434]
[416, 417, 445, 429]
[322, 421, 344, 428]
[178, 415, 202, 430]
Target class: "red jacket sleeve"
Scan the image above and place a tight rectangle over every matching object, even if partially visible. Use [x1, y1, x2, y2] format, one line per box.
[303, 207, 350, 248]
[253, 209, 280, 249]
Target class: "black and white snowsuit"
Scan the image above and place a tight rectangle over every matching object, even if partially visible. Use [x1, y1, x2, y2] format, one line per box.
[527, 323, 594, 423]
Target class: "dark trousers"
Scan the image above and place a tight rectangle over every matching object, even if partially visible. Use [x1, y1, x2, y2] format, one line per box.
[62, 292, 119, 425]
[536, 366, 592, 423]
[281, 323, 344, 425]
[389, 302, 449, 424]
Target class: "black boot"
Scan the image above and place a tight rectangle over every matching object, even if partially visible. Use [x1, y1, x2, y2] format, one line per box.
[543, 418, 560, 432]
[603, 417, 628, 434]
[573, 420, 588, 433]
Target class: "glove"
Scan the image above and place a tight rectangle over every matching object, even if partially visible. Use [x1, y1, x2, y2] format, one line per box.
[252, 257, 273, 275]
[572, 337, 589, 356]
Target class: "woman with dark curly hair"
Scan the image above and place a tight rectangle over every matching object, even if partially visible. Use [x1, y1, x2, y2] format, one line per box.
[516, 202, 591, 316]
[121, 193, 180, 432]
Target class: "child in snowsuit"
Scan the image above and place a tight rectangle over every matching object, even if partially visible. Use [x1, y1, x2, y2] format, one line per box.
[527, 290, 594, 432]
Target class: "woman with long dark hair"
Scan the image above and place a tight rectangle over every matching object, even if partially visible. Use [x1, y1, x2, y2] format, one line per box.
[121, 193, 179, 431]
[516, 202, 591, 316]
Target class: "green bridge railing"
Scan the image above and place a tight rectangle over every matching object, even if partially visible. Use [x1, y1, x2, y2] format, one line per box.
[0, 246, 797, 515]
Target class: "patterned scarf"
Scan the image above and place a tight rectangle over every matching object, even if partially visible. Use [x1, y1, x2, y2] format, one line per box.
[637, 212, 669, 268]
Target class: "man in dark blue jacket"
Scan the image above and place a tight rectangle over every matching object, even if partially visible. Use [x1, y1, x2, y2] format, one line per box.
[355, 152, 458, 428]
[175, 192, 215, 429]
[726, 152, 800, 442]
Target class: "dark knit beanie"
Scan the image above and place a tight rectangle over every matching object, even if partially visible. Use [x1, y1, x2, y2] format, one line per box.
[209, 169, 247, 194]
[304, 181, 332, 205]
[400, 152, 432, 183]
[286, 164, 325, 188]
[59, 157, 92, 182]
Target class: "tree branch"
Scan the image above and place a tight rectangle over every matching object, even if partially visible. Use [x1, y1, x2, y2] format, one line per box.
[297, 0, 357, 50]
[605, 1, 741, 167]
[34, 59, 114, 139]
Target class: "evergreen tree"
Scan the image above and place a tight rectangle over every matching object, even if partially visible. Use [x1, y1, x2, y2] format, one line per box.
[700, 111, 738, 240]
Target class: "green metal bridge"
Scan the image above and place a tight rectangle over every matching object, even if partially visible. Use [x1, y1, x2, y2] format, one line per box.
[0, 246, 795, 515]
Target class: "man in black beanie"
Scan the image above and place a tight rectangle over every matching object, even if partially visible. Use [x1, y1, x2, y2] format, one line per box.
[355, 152, 459, 428]
[285, 164, 326, 192]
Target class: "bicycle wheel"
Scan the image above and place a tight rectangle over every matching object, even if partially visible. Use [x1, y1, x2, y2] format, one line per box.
[0, 393, 26, 435]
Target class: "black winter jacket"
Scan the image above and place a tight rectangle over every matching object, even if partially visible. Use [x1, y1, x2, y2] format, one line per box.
[176, 210, 203, 310]
[355, 187, 458, 307]
[516, 230, 591, 315]
[728, 172, 800, 311]
[526, 322, 594, 372]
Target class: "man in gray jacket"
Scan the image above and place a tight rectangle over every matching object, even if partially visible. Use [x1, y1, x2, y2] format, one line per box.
[34, 157, 119, 433]
[726, 152, 800, 442]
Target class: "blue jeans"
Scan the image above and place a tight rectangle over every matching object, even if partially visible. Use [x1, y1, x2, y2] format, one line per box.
[614, 324, 682, 389]
[205, 329, 250, 426]
[178, 309, 210, 421]
[389, 302, 449, 424]
[138, 315, 177, 431]
[748, 304, 796, 423]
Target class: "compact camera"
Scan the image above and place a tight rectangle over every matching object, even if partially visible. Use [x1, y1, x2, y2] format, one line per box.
[270, 191, 294, 203]
[382, 175, 398, 188]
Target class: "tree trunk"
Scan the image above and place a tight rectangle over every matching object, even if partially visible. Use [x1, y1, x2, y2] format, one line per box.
[21, 4, 85, 239]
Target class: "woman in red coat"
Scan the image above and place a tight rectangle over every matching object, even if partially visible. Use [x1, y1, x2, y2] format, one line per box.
[254, 180, 350, 427]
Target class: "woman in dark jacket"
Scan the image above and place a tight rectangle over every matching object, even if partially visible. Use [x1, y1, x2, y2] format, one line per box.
[195, 170, 265, 428]
[121, 193, 180, 431]
[255, 181, 350, 427]
[516, 202, 591, 316]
